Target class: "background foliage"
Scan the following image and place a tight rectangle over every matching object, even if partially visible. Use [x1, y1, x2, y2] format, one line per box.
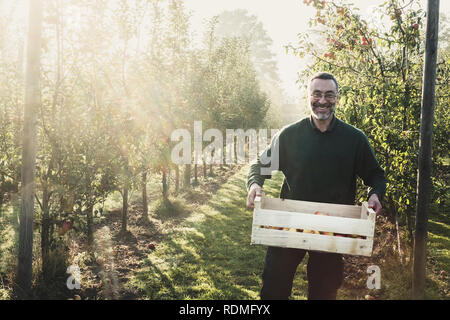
[291, 0, 449, 244]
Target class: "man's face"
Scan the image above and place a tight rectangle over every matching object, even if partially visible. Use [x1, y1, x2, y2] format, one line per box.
[308, 79, 338, 121]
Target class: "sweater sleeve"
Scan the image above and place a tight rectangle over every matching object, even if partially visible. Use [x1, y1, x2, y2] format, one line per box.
[246, 130, 284, 191]
[355, 133, 387, 201]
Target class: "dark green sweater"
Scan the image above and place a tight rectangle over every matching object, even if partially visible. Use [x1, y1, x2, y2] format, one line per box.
[247, 116, 386, 205]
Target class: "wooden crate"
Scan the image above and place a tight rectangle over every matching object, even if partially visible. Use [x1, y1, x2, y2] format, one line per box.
[251, 195, 376, 257]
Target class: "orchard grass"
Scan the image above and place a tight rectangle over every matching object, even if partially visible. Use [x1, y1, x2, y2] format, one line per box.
[0, 197, 20, 299]
[127, 167, 306, 300]
[426, 200, 450, 299]
[0, 166, 447, 300]
[127, 165, 449, 300]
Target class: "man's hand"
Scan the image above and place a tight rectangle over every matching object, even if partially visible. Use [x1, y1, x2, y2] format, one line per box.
[246, 183, 262, 210]
[368, 193, 382, 215]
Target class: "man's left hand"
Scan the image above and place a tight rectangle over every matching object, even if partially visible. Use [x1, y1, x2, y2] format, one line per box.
[368, 193, 382, 215]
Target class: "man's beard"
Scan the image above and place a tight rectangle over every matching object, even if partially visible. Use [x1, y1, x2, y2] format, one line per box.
[311, 101, 336, 120]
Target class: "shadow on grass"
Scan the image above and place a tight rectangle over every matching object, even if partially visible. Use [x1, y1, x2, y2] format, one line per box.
[428, 218, 450, 268]
[126, 167, 450, 300]
[129, 168, 290, 300]
[426, 209, 450, 298]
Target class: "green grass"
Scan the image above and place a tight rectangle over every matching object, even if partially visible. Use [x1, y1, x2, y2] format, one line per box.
[1, 165, 447, 300]
[127, 167, 307, 300]
[128, 166, 450, 300]
[425, 202, 450, 299]
[428, 217, 450, 273]
[0, 198, 20, 299]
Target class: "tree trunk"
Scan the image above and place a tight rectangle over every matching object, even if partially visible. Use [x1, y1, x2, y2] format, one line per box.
[0, 176, 4, 211]
[413, 0, 440, 300]
[202, 160, 207, 179]
[406, 210, 415, 245]
[121, 185, 129, 234]
[41, 152, 55, 281]
[175, 165, 180, 194]
[209, 150, 214, 176]
[193, 164, 198, 185]
[86, 204, 94, 247]
[162, 168, 168, 200]
[41, 184, 51, 281]
[183, 164, 191, 189]
[17, 0, 43, 298]
[167, 167, 171, 190]
[142, 170, 148, 221]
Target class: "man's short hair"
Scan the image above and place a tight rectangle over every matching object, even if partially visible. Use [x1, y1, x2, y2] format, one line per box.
[308, 72, 339, 93]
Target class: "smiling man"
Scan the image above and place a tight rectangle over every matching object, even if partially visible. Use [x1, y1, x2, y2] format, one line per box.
[246, 72, 387, 300]
[310, 75, 338, 122]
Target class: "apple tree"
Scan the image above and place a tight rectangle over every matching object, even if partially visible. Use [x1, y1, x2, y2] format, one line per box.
[290, 0, 449, 243]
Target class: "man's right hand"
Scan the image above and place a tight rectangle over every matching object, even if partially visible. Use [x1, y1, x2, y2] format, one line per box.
[246, 183, 262, 210]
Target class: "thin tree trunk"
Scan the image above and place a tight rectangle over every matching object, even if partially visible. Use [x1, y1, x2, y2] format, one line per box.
[167, 167, 170, 190]
[121, 157, 130, 234]
[202, 160, 207, 179]
[121, 185, 129, 234]
[17, 0, 43, 298]
[413, 0, 440, 300]
[41, 152, 55, 281]
[142, 170, 148, 222]
[175, 165, 179, 194]
[162, 168, 168, 200]
[87, 204, 94, 247]
[209, 150, 214, 176]
[0, 175, 4, 211]
[194, 164, 198, 185]
[41, 184, 51, 280]
[183, 164, 191, 189]
[395, 210, 404, 265]
[406, 211, 415, 245]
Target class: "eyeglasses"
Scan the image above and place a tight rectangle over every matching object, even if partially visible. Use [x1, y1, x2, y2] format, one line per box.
[310, 92, 338, 101]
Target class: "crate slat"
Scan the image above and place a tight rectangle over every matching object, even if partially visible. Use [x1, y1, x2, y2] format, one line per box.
[261, 197, 362, 219]
[251, 226, 373, 257]
[253, 209, 374, 237]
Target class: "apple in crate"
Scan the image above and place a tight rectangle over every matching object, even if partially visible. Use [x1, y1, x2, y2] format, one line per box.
[304, 229, 320, 234]
[314, 211, 334, 235]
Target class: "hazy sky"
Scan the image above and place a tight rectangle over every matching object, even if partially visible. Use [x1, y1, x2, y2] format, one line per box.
[184, 0, 449, 102]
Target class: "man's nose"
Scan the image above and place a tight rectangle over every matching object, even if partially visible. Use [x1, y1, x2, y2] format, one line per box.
[318, 95, 327, 104]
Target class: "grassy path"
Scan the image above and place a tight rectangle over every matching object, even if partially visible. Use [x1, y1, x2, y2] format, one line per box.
[126, 164, 450, 300]
[126, 166, 310, 300]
